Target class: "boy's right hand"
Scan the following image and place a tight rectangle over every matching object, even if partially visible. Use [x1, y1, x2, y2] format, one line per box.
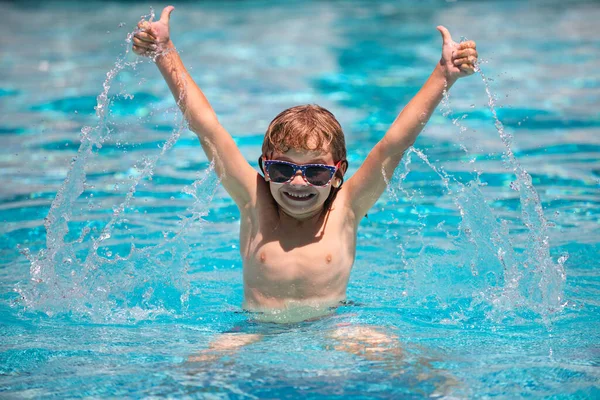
[132, 6, 175, 57]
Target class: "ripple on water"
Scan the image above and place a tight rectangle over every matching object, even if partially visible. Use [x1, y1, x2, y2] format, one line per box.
[0, 88, 19, 97]
[30, 92, 161, 116]
[0, 126, 27, 135]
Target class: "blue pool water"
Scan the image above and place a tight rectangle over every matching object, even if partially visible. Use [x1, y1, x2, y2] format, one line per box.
[1, 0, 599, 397]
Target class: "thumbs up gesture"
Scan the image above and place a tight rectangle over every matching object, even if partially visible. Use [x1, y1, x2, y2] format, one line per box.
[437, 26, 478, 81]
[133, 6, 175, 57]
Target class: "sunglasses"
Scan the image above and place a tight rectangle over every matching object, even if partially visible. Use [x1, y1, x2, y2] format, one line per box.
[263, 159, 340, 187]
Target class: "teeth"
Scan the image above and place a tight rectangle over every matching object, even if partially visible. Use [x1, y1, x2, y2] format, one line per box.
[287, 192, 312, 198]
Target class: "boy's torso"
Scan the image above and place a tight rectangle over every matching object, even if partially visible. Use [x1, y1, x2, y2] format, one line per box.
[239, 180, 358, 311]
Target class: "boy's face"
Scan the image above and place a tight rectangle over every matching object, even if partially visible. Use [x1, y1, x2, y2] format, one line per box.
[267, 148, 337, 220]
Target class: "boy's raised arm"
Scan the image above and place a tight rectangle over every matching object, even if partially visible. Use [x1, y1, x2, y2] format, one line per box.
[133, 6, 258, 208]
[344, 26, 478, 219]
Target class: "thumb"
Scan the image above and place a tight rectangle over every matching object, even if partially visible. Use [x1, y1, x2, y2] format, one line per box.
[160, 5, 175, 24]
[437, 25, 453, 45]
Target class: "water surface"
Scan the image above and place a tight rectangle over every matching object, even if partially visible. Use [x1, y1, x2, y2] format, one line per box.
[1, 0, 599, 398]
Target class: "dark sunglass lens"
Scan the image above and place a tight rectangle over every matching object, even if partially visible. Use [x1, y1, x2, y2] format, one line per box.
[268, 163, 295, 183]
[305, 166, 333, 186]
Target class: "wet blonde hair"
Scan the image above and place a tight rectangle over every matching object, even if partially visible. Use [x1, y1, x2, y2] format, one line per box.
[261, 104, 347, 162]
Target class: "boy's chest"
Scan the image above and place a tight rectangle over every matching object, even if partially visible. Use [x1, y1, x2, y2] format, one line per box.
[244, 234, 354, 299]
[251, 235, 351, 275]
[241, 210, 357, 298]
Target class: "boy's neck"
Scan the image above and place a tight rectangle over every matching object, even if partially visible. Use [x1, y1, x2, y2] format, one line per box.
[276, 206, 332, 244]
[278, 206, 325, 225]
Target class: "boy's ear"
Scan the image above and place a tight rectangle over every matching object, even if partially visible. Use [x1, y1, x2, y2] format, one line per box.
[332, 160, 348, 189]
[258, 156, 271, 181]
[339, 159, 348, 175]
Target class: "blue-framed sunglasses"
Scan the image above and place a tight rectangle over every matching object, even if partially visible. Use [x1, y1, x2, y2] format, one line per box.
[262, 159, 341, 187]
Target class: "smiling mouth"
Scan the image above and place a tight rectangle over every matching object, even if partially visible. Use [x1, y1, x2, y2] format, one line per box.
[283, 191, 316, 201]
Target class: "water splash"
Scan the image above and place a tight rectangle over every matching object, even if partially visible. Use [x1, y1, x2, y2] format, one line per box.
[390, 65, 566, 325]
[473, 65, 567, 321]
[15, 25, 220, 323]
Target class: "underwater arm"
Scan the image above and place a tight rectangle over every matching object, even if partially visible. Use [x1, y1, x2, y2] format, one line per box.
[345, 26, 477, 218]
[133, 6, 258, 207]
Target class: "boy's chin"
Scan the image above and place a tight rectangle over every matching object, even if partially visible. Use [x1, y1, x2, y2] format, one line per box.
[278, 200, 325, 220]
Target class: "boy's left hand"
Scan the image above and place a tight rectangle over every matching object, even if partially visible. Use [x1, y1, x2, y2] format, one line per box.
[437, 25, 477, 82]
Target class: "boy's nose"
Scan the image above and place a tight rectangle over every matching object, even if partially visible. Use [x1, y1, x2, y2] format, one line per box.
[289, 170, 307, 185]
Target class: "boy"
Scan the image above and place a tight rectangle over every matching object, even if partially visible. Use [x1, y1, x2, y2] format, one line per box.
[133, 5, 477, 356]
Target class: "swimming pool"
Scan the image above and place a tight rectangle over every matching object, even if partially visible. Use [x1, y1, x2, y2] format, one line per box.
[1, 0, 598, 397]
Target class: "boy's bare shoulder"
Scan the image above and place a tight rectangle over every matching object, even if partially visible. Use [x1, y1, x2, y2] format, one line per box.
[327, 187, 361, 230]
[239, 175, 277, 219]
